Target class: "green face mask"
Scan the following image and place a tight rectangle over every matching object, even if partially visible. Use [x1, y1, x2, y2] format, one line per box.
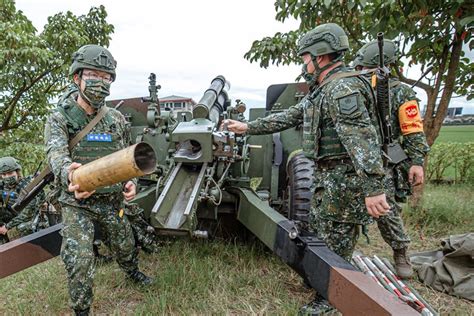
[2, 175, 18, 188]
[79, 79, 111, 109]
[301, 63, 317, 87]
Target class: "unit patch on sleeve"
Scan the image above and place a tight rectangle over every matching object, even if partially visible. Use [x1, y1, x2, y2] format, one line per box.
[338, 93, 359, 116]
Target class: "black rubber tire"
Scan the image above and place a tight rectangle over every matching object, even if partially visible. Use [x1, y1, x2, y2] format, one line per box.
[286, 152, 314, 226]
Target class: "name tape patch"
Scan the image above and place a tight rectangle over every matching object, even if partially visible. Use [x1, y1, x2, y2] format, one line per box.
[87, 133, 112, 142]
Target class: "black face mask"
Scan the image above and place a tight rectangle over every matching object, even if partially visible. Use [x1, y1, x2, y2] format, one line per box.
[78, 79, 111, 109]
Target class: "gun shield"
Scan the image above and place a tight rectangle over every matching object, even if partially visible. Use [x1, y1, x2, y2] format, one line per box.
[71, 142, 156, 192]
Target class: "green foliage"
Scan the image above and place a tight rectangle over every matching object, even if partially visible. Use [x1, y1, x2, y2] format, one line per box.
[245, 30, 300, 68]
[245, 0, 473, 146]
[243, 0, 377, 67]
[0, 142, 45, 175]
[426, 142, 474, 182]
[246, 1, 472, 90]
[0, 0, 114, 162]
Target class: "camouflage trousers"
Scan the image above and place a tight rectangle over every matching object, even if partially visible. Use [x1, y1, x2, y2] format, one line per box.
[125, 204, 159, 254]
[376, 170, 411, 250]
[312, 215, 360, 261]
[310, 165, 373, 261]
[60, 198, 138, 310]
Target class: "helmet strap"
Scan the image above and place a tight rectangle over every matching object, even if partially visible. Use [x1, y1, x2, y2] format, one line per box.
[313, 53, 344, 83]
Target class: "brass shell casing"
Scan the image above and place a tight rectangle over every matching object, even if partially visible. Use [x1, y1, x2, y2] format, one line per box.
[71, 142, 156, 192]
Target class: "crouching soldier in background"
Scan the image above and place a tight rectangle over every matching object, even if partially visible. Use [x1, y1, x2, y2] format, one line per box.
[0, 156, 49, 244]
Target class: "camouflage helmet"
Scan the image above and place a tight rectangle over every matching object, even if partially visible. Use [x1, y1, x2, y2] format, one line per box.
[297, 23, 350, 57]
[0, 157, 21, 174]
[353, 39, 398, 68]
[69, 44, 117, 80]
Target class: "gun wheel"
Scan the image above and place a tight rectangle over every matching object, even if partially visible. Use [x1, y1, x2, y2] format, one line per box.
[286, 152, 314, 227]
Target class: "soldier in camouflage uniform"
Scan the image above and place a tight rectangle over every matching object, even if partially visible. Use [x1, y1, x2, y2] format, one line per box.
[225, 23, 390, 313]
[44, 45, 152, 316]
[0, 157, 47, 244]
[353, 39, 430, 278]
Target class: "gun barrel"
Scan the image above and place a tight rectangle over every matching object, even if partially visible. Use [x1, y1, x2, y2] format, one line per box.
[410, 65, 434, 89]
[12, 172, 53, 213]
[377, 32, 384, 67]
[71, 142, 156, 192]
[193, 75, 229, 121]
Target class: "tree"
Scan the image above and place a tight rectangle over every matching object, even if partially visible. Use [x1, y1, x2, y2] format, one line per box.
[0, 0, 114, 174]
[245, 0, 473, 146]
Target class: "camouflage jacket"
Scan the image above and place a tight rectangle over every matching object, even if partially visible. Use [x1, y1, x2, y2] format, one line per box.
[44, 86, 133, 209]
[390, 79, 430, 166]
[0, 176, 45, 229]
[248, 65, 385, 197]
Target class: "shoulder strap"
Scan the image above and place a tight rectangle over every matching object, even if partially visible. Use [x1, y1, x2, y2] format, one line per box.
[390, 79, 402, 88]
[68, 106, 109, 150]
[19, 106, 110, 197]
[320, 69, 377, 89]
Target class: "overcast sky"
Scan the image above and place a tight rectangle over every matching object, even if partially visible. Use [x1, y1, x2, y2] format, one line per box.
[15, 0, 473, 115]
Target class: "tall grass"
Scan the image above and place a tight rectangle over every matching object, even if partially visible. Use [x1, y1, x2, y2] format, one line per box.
[404, 184, 474, 236]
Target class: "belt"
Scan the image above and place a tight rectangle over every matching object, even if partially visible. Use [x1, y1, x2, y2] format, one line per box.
[316, 157, 353, 171]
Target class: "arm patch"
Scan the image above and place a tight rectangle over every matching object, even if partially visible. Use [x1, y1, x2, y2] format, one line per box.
[338, 93, 360, 116]
[399, 100, 424, 135]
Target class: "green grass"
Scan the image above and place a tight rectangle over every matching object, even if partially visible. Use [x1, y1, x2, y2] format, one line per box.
[429, 125, 474, 180]
[404, 184, 474, 236]
[0, 240, 312, 315]
[434, 125, 474, 144]
[1, 184, 472, 314]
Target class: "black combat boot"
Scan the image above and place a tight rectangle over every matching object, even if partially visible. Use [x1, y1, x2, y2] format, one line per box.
[299, 294, 335, 315]
[74, 307, 90, 316]
[393, 247, 413, 279]
[127, 270, 153, 286]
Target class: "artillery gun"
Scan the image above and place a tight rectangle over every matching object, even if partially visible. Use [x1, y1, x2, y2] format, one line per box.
[0, 74, 418, 315]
